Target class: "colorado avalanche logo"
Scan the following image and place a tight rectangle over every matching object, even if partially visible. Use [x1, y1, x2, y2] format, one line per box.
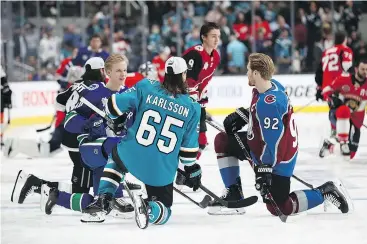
[264, 94, 276, 104]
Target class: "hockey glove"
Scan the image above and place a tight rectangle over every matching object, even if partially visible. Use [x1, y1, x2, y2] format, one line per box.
[315, 87, 323, 101]
[182, 163, 202, 191]
[223, 107, 249, 134]
[106, 113, 128, 136]
[1, 85, 12, 109]
[254, 164, 273, 200]
[84, 114, 106, 141]
[327, 93, 343, 109]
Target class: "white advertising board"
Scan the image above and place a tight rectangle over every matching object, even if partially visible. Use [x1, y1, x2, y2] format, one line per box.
[8, 75, 328, 126]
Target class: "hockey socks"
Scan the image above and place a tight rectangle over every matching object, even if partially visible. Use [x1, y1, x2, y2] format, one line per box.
[56, 191, 94, 212]
[290, 189, 324, 213]
[148, 201, 171, 225]
[98, 158, 125, 196]
[218, 157, 240, 188]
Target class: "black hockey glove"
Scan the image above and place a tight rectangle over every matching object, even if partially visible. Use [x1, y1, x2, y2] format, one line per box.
[106, 113, 128, 135]
[182, 163, 202, 191]
[1, 81, 12, 109]
[327, 93, 343, 109]
[84, 114, 106, 141]
[223, 107, 249, 134]
[254, 164, 273, 200]
[315, 87, 323, 101]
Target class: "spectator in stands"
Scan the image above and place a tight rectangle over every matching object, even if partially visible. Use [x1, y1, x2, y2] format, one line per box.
[112, 30, 131, 57]
[305, 1, 322, 72]
[24, 23, 38, 59]
[148, 24, 163, 59]
[219, 16, 233, 73]
[272, 15, 290, 44]
[164, 23, 181, 56]
[63, 24, 81, 50]
[341, 1, 361, 35]
[182, 11, 194, 36]
[227, 34, 248, 74]
[232, 12, 251, 47]
[256, 29, 272, 57]
[274, 29, 292, 74]
[184, 26, 201, 50]
[86, 16, 103, 40]
[39, 26, 60, 69]
[152, 46, 171, 82]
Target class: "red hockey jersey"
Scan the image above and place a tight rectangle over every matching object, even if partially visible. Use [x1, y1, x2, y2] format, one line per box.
[182, 45, 220, 105]
[316, 44, 353, 89]
[323, 73, 367, 128]
[125, 72, 145, 88]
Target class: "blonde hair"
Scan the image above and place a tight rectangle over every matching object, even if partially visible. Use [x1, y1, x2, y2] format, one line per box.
[248, 53, 275, 80]
[105, 54, 129, 71]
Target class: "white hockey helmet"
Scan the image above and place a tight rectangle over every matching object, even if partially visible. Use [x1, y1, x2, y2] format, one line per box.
[84, 57, 105, 71]
[165, 57, 188, 75]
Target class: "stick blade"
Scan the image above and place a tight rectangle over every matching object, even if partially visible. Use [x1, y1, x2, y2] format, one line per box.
[199, 195, 212, 208]
[227, 196, 258, 208]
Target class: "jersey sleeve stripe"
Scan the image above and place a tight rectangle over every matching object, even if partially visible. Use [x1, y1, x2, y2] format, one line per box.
[179, 150, 198, 159]
[180, 146, 199, 152]
[64, 111, 78, 126]
[107, 94, 124, 117]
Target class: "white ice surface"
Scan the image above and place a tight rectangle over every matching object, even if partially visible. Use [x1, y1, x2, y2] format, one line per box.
[1, 114, 367, 244]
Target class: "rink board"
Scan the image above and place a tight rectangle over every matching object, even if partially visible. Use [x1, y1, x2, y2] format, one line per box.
[6, 74, 331, 126]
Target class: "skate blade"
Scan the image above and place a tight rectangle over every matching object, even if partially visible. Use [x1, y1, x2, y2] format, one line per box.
[11, 170, 29, 203]
[80, 212, 106, 223]
[110, 209, 134, 219]
[207, 206, 246, 215]
[334, 178, 354, 213]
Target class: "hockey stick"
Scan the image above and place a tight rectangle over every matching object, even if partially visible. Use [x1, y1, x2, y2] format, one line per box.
[173, 186, 212, 208]
[205, 115, 314, 190]
[293, 99, 317, 113]
[177, 169, 258, 209]
[36, 115, 56, 132]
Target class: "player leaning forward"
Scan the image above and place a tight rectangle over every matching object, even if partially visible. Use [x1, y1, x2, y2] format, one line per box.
[208, 53, 350, 216]
[82, 56, 202, 227]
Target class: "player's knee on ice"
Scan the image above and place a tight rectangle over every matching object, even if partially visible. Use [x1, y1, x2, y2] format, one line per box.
[148, 201, 172, 225]
[265, 175, 323, 216]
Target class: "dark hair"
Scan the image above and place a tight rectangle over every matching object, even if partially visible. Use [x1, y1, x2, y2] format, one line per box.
[335, 31, 346, 45]
[161, 72, 188, 97]
[200, 22, 220, 43]
[356, 58, 367, 66]
[81, 65, 103, 81]
[91, 34, 102, 40]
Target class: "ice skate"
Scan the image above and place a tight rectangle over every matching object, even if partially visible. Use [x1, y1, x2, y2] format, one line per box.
[317, 181, 349, 213]
[110, 197, 134, 219]
[207, 177, 246, 215]
[319, 138, 335, 158]
[11, 170, 42, 204]
[40, 184, 58, 215]
[81, 193, 113, 223]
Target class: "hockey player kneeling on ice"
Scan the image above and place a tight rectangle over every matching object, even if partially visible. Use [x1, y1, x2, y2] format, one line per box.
[319, 59, 367, 160]
[82, 57, 202, 228]
[208, 53, 350, 216]
[11, 55, 139, 218]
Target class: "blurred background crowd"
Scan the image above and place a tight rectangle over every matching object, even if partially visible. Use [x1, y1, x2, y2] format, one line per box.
[1, 1, 367, 81]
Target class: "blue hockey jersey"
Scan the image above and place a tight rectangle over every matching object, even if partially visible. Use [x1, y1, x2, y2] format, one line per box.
[247, 79, 299, 177]
[107, 78, 201, 186]
[72, 46, 109, 67]
[64, 82, 131, 136]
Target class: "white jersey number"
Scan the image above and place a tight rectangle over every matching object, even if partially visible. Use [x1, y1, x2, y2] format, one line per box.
[289, 113, 298, 148]
[136, 110, 184, 154]
[65, 90, 80, 112]
[322, 53, 339, 72]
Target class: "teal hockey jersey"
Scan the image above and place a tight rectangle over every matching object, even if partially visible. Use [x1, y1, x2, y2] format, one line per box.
[108, 78, 201, 186]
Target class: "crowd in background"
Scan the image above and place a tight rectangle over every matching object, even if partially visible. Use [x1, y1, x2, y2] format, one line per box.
[2, 1, 367, 81]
